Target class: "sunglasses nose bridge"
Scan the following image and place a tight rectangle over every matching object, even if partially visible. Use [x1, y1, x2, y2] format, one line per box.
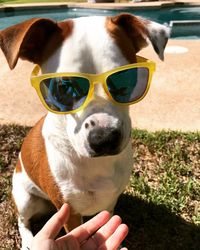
[91, 74, 104, 86]
[88, 74, 110, 101]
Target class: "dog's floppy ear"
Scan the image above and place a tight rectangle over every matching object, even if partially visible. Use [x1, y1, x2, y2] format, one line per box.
[110, 13, 170, 60]
[0, 18, 60, 69]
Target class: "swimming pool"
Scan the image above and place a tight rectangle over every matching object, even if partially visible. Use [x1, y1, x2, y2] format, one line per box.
[0, 4, 200, 39]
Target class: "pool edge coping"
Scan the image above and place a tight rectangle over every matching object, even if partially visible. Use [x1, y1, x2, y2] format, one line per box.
[0, 1, 200, 12]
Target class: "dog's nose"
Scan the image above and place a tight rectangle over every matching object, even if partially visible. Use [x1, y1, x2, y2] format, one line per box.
[88, 127, 122, 156]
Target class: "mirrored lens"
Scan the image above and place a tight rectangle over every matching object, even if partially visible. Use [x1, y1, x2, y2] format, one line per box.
[40, 77, 90, 112]
[107, 67, 149, 103]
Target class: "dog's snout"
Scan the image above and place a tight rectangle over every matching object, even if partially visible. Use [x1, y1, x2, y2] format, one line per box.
[88, 127, 122, 156]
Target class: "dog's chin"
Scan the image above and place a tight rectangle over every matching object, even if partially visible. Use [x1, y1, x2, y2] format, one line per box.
[88, 148, 122, 158]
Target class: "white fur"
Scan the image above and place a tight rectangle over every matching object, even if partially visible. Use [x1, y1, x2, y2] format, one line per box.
[147, 21, 171, 60]
[42, 16, 129, 74]
[43, 114, 133, 215]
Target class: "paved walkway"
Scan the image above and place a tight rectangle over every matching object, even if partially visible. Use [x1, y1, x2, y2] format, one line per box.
[0, 38, 199, 131]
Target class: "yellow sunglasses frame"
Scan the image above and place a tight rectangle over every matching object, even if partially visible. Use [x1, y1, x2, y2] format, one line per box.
[31, 56, 156, 115]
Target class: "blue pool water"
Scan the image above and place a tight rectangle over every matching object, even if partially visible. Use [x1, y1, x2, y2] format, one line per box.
[0, 4, 200, 39]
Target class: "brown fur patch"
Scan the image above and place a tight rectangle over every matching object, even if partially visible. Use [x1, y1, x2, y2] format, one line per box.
[106, 14, 149, 63]
[0, 18, 73, 69]
[65, 214, 82, 232]
[0, 18, 58, 69]
[20, 117, 64, 210]
[106, 16, 137, 63]
[15, 159, 22, 173]
[41, 20, 74, 65]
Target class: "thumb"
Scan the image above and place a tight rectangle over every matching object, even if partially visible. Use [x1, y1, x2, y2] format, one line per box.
[38, 203, 70, 239]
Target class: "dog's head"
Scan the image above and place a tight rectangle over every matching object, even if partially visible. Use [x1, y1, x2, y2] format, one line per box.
[0, 14, 170, 157]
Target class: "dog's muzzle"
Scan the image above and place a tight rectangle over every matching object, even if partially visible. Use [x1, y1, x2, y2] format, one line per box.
[88, 127, 122, 157]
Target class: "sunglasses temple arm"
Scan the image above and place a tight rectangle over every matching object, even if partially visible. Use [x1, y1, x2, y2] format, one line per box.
[31, 65, 41, 77]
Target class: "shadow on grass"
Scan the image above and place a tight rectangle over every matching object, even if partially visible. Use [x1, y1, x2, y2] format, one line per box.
[8, 193, 200, 250]
[115, 194, 200, 250]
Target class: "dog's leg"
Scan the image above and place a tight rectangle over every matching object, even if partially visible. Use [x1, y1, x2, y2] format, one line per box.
[53, 202, 82, 233]
[12, 169, 53, 250]
[12, 170, 34, 249]
[17, 216, 33, 250]
[13, 194, 34, 249]
[64, 212, 83, 232]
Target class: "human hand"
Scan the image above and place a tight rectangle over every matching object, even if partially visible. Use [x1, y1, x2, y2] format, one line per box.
[31, 203, 128, 250]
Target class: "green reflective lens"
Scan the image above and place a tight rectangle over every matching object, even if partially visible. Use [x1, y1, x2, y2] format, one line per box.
[107, 67, 149, 103]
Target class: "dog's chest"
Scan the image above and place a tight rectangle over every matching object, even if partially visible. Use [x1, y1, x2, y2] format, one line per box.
[46, 145, 131, 216]
[65, 170, 119, 215]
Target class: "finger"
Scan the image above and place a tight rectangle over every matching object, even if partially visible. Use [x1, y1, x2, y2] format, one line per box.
[67, 211, 110, 244]
[38, 203, 70, 239]
[91, 215, 122, 246]
[80, 215, 122, 250]
[99, 224, 129, 250]
[97, 215, 122, 240]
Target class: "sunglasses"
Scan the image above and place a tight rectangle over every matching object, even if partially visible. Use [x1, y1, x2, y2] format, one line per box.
[31, 56, 156, 115]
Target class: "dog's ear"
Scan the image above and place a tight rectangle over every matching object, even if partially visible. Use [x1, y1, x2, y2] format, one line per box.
[109, 13, 170, 60]
[0, 18, 61, 69]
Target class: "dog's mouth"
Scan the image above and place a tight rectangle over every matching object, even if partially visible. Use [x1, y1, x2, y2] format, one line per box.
[87, 127, 123, 157]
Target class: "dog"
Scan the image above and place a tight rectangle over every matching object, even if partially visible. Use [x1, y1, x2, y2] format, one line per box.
[0, 13, 170, 249]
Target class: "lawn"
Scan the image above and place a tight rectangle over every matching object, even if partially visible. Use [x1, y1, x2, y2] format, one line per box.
[0, 125, 199, 249]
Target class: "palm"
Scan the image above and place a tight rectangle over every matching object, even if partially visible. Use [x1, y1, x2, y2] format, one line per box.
[31, 204, 128, 250]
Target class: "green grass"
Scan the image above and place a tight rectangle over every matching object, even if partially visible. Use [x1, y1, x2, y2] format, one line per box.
[0, 125, 200, 249]
[130, 130, 200, 224]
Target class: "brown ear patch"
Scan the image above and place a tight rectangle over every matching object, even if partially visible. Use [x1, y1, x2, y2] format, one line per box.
[106, 13, 170, 61]
[106, 14, 149, 63]
[19, 19, 59, 64]
[0, 18, 73, 69]
[41, 20, 74, 64]
[0, 18, 56, 68]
